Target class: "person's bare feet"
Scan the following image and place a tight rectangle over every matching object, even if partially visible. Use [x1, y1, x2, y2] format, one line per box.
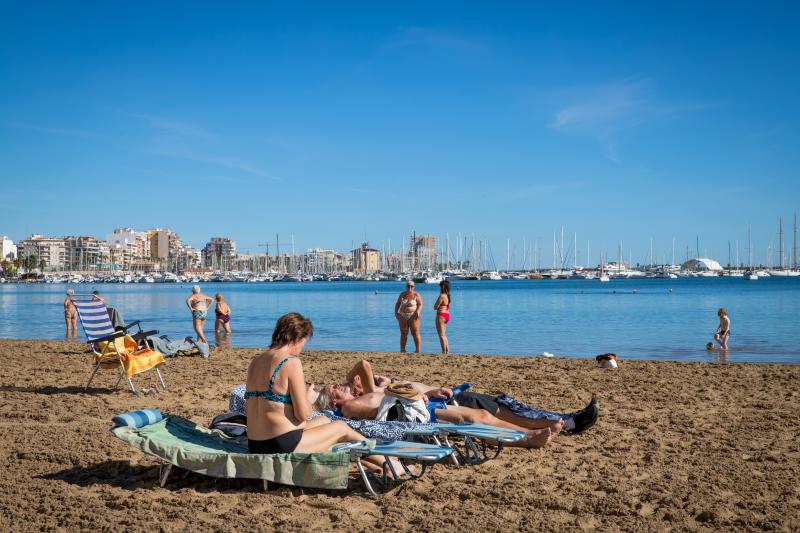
[519, 427, 553, 449]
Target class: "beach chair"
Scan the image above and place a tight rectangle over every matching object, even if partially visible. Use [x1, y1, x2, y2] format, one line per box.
[110, 410, 454, 496]
[71, 295, 165, 393]
[70, 294, 158, 347]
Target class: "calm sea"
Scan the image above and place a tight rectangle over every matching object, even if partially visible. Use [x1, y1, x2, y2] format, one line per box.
[1, 278, 798, 363]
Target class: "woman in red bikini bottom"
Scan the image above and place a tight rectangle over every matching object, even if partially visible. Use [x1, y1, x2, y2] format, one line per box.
[434, 280, 451, 354]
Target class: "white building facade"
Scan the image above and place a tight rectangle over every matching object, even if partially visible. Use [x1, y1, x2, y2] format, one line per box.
[0, 236, 17, 261]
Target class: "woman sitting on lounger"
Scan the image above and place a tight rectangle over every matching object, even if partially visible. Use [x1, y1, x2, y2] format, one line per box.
[246, 313, 399, 472]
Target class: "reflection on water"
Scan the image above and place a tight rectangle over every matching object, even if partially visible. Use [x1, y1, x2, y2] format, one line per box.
[1, 278, 799, 363]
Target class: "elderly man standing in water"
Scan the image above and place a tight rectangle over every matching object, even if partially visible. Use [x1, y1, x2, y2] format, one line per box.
[186, 285, 214, 343]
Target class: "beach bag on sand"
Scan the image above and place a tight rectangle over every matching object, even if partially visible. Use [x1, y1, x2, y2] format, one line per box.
[210, 412, 248, 437]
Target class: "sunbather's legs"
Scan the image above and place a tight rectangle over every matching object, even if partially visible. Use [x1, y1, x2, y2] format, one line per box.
[71, 315, 77, 337]
[294, 420, 368, 452]
[496, 406, 563, 435]
[434, 405, 554, 449]
[294, 419, 405, 477]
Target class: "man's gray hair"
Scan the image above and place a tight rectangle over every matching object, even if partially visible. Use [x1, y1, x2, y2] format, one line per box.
[192, 285, 201, 293]
[313, 388, 333, 412]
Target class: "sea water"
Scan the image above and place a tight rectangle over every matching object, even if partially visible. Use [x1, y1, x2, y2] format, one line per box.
[1, 278, 798, 363]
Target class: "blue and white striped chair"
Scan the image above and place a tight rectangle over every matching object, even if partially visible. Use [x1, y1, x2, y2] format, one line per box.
[70, 295, 161, 392]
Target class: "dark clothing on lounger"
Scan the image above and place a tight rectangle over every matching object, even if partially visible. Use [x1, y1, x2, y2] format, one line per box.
[453, 391, 500, 415]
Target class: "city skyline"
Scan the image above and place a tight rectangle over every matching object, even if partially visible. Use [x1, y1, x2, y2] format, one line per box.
[1, 3, 799, 263]
[3, 217, 798, 271]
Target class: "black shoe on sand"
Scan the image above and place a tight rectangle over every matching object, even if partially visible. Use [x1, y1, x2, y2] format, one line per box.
[567, 396, 599, 435]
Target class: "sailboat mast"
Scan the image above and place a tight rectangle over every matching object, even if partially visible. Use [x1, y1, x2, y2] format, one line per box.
[779, 217, 784, 269]
[794, 212, 798, 269]
[573, 232, 577, 270]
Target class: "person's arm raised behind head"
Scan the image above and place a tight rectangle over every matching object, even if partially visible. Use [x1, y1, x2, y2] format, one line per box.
[287, 359, 313, 421]
[346, 360, 377, 394]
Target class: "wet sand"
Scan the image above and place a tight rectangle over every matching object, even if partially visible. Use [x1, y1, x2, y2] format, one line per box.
[0, 339, 798, 531]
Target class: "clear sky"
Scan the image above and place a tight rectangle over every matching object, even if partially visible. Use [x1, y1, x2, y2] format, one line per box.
[1, 1, 798, 267]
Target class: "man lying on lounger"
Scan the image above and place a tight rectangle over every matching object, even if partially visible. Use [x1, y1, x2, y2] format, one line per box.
[313, 360, 598, 449]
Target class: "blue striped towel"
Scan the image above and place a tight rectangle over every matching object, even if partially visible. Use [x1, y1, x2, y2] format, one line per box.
[112, 409, 163, 428]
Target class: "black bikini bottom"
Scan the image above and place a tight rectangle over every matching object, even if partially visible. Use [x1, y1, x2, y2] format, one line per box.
[248, 429, 303, 454]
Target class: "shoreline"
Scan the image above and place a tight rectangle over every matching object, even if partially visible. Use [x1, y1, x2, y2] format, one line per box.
[3, 336, 800, 366]
[0, 339, 798, 531]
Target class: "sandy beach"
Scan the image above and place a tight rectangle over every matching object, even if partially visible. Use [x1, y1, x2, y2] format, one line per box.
[0, 339, 798, 532]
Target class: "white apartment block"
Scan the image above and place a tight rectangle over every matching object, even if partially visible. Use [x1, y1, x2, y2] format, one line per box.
[0, 236, 17, 261]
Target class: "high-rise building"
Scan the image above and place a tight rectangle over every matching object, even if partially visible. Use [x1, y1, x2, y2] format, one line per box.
[18, 234, 67, 270]
[64, 236, 105, 270]
[352, 242, 381, 273]
[107, 228, 138, 269]
[408, 234, 438, 270]
[148, 228, 181, 260]
[0, 236, 17, 261]
[307, 248, 337, 273]
[202, 237, 237, 269]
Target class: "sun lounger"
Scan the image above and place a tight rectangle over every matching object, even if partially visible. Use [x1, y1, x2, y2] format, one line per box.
[110, 410, 454, 495]
[71, 295, 166, 393]
[404, 422, 527, 465]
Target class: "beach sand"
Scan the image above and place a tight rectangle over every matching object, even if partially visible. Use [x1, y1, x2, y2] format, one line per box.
[0, 339, 798, 532]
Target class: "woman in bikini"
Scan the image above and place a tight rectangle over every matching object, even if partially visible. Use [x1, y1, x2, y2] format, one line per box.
[185, 285, 214, 343]
[214, 293, 232, 335]
[246, 313, 400, 472]
[394, 281, 423, 353]
[63, 289, 77, 338]
[433, 280, 451, 354]
[714, 308, 731, 350]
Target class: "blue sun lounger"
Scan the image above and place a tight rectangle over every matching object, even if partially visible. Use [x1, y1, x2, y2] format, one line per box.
[110, 410, 454, 496]
[404, 422, 527, 465]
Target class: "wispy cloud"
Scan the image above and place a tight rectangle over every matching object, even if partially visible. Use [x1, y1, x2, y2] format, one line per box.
[145, 146, 279, 182]
[383, 27, 488, 55]
[547, 79, 710, 161]
[126, 112, 217, 141]
[13, 123, 99, 139]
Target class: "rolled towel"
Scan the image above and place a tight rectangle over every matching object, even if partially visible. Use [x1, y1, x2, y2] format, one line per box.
[112, 408, 164, 428]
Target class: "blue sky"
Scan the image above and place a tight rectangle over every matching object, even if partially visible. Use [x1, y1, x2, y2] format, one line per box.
[1, 2, 798, 267]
